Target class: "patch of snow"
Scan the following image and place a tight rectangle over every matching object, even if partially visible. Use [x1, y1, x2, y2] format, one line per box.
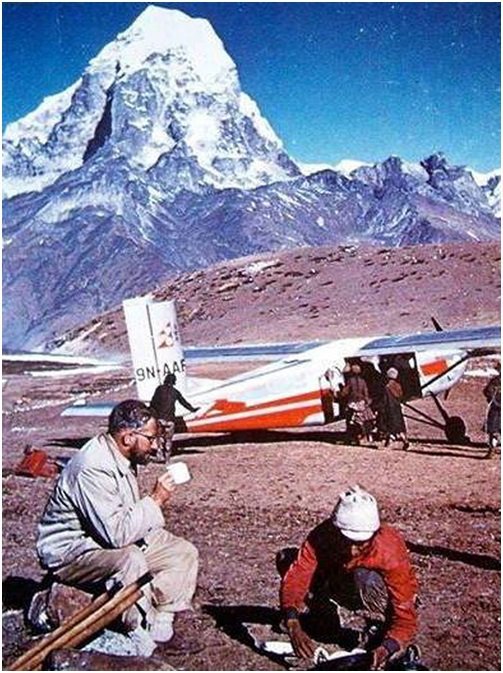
[334, 159, 370, 176]
[37, 191, 124, 223]
[244, 259, 280, 274]
[466, 363, 500, 378]
[398, 159, 427, 180]
[469, 167, 500, 187]
[469, 168, 501, 217]
[298, 161, 337, 176]
[185, 108, 221, 159]
[128, 118, 151, 131]
[3, 80, 81, 146]
[134, 123, 175, 169]
[2, 352, 117, 366]
[297, 158, 370, 177]
[82, 628, 139, 657]
[30, 364, 123, 378]
[3, 172, 75, 200]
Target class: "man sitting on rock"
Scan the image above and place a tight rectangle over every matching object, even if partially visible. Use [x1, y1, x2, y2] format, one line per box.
[278, 485, 418, 670]
[36, 399, 201, 657]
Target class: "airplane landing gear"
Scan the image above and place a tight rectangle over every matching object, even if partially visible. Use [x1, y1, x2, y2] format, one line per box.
[403, 394, 470, 445]
[443, 415, 468, 444]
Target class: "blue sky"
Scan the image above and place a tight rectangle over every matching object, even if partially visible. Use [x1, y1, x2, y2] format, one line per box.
[2, 2, 501, 171]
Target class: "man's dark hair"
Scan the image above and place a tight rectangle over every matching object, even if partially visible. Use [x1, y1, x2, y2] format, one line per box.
[108, 400, 154, 434]
[164, 373, 176, 385]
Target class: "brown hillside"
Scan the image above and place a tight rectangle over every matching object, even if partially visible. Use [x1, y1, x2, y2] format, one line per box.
[51, 241, 500, 356]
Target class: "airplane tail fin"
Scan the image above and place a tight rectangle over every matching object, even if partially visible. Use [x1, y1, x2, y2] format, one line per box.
[123, 296, 186, 403]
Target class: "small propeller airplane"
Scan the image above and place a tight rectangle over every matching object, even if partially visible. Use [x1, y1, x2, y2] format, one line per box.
[63, 296, 500, 444]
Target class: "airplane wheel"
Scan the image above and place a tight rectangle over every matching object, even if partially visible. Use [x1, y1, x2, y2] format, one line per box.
[444, 416, 467, 444]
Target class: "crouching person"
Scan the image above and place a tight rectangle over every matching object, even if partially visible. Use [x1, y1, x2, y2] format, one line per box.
[278, 485, 418, 670]
[36, 400, 201, 657]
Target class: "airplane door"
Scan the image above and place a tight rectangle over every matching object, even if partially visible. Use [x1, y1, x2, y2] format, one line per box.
[319, 368, 340, 423]
[378, 352, 421, 399]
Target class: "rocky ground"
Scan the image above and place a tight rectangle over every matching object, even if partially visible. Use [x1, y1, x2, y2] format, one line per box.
[2, 241, 501, 671]
[2, 357, 500, 671]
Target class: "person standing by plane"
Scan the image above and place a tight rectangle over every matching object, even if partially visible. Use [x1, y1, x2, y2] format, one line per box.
[379, 368, 409, 450]
[278, 485, 419, 670]
[483, 362, 501, 456]
[149, 373, 199, 462]
[340, 363, 374, 444]
[37, 400, 202, 657]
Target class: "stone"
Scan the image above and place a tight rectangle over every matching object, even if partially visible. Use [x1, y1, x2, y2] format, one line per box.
[2, 609, 30, 665]
[48, 584, 94, 624]
[46, 648, 173, 670]
[27, 583, 94, 632]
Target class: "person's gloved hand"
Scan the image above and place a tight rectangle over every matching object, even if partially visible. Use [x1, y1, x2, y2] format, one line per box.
[287, 618, 315, 660]
[371, 645, 390, 670]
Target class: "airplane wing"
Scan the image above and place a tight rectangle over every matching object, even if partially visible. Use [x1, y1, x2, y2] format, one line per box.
[184, 340, 326, 361]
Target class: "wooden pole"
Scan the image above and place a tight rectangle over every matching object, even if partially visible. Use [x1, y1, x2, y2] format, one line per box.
[9, 590, 112, 671]
[8, 572, 152, 671]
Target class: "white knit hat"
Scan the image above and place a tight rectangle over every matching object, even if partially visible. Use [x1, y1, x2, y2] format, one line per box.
[387, 367, 399, 380]
[332, 485, 380, 541]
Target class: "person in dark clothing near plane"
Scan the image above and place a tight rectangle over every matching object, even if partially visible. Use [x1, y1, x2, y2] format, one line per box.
[149, 374, 199, 463]
[483, 362, 501, 457]
[379, 368, 409, 450]
[340, 363, 374, 444]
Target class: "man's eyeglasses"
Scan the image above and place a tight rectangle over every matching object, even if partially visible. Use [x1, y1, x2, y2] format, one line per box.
[133, 431, 158, 445]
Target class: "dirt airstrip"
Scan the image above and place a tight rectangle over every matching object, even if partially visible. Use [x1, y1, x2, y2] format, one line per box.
[1, 356, 500, 671]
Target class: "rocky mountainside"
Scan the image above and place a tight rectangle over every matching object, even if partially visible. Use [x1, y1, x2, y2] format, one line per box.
[49, 241, 501, 358]
[3, 5, 500, 351]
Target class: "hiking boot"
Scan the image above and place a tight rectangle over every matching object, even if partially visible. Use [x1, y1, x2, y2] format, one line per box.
[27, 588, 59, 633]
[156, 631, 205, 656]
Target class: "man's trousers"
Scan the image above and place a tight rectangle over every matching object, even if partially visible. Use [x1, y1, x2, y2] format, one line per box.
[54, 528, 198, 630]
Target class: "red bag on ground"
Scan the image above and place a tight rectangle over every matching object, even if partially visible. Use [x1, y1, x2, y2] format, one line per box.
[14, 447, 59, 478]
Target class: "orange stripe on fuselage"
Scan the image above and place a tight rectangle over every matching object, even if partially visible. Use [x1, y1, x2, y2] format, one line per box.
[187, 402, 322, 432]
[187, 390, 323, 433]
[420, 359, 448, 376]
[206, 389, 320, 416]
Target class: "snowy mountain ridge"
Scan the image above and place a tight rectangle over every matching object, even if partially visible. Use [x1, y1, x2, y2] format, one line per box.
[2, 5, 500, 350]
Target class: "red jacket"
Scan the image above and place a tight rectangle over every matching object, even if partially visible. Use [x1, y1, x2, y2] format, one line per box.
[280, 521, 418, 648]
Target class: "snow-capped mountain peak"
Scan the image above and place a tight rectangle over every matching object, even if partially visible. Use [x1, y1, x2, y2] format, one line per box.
[298, 158, 370, 177]
[89, 6, 236, 86]
[3, 4, 298, 199]
[469, 167, 501, 217]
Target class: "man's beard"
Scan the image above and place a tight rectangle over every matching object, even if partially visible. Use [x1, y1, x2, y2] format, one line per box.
[130, 447, 150, 466]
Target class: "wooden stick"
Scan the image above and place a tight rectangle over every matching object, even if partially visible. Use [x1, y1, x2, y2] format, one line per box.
[8, 591, 112, 671]
[10, 579, 147, 671]
[9, 573, 152, 671]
